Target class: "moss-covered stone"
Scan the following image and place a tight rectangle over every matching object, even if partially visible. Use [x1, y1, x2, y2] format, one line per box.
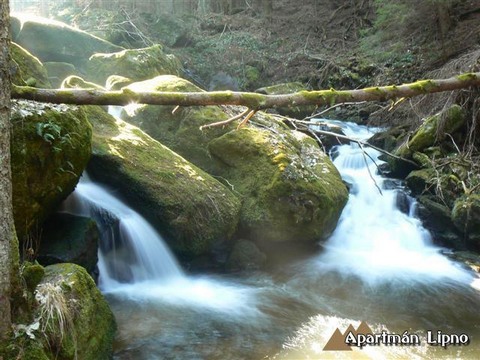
[11, 101, 92, 241]
[84, 106, 241, 259]
[61, 75, 105, 90]
[389, 105, 466, 177]
[122, 75, 233, 174]
[122, 75, 348, 248]
[38, 213, 99, 275]
[417, 195, 462, 248]
[22, 262, 45, 293]
[15, 15, 123, 68]
[105, 75, 132, 90]
[10, 42, 51, 88]
[209, 127, 348, 245]
[452, 194, 480, 250]
[405, 168, 435, 195]
[226, 239, 266, 271]
[86, 44, 182, 85]
[38, 263, 116, 360]
[255, 82, 316, 118]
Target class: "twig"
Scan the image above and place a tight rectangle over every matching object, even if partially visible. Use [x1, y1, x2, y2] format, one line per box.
[199, 108, 251, 130]
[358, 141, 383, 195]
[303, 101, 367, 120]
[288, 119, 419, 166]
[237, 110, 257, 129]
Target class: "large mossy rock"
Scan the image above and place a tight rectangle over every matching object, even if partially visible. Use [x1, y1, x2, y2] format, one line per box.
[122, 75, 348, 248]
[209, 127, 348, 245]
[37, 263, 116, 359]
[38, 213, 100, 276]
[86, 44, 182, 85]
[389, 105, 466, 177]
[452, 195, 480, 250]
[10, 42, 51, 88]
[11, 101, 92, 240]
[122, 75, 231, 174]
[84, 106, 241, 259]
[255, 82, 316, 119]
[14, 15, 122, 68]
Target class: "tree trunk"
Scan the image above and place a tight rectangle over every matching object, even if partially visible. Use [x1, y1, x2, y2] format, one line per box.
[11, 72, 480, 110]
[0, 0, 15, 342]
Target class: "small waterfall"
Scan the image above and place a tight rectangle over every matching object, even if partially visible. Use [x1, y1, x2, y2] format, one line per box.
[315, 120, 472, 284]
[62, 174, 184, 291]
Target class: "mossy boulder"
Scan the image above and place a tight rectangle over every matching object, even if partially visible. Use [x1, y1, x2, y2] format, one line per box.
[61, 75, 105, 90]
[417, 195, 462, 249]
[226, 239, 267, 271]
[14, 15, 122, 68]
[105, 75, 132, 90]
[38, 213, 100, 276]
[37, 263, 116, 359]
[86, 44, 182, 85]
[10, 42, 51, 88]
[255, 82, 316, 118]
[11, 101, 92, 241]
[122, 75, 348, 248]
[405, 168, 435, 195]
[389, 105, 466, 177]
[122, 75, 233, 174]
[44, 62, 77, 88]
[84, 106, 241, 259]
[209, 127, 348, 245]
[452, 195, 480, 250]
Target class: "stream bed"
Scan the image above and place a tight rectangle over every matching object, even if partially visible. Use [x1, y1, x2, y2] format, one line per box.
[64, 120, 480, 359]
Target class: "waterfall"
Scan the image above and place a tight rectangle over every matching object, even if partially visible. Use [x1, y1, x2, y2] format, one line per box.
[314, 120, 472, 284]
[61, 174, 184, 291]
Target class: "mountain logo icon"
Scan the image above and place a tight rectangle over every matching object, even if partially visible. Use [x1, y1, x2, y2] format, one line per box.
[323, 321, 373, 351]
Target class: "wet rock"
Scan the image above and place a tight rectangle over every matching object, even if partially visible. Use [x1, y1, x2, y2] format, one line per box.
[227, 239, 267, 271]
[417, 195, 463, 249]
[209, 71, 239, 91]
[405, 168, 435, 196]
[38, 213, 99, 276]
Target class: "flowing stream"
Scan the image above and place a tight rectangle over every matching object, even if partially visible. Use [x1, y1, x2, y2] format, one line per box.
[63, 120, 480, 359]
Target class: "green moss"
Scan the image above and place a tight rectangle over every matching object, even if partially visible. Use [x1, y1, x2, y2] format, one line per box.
[61, 75, 105, 90]
[86, 44, 182, 84]
[40, 263, 116, 360]
[10, 42, 51, 88]
[209, 126, 348, 244]
[22, 262, 45, 293]
[11, 101, 92, 240]
[456, 73, 478, 81]
[84, 105, 241, 259]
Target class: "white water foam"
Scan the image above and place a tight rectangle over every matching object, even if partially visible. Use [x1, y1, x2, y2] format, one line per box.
[313, 120, 473, 284]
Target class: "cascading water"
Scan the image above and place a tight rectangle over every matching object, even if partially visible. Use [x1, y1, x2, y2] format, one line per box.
[61, 116, 480, 359]
[312, 120, 472, 284]
[61, 174, 184, 290]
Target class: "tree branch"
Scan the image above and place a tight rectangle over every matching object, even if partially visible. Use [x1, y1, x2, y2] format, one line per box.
[11, 72, 480, 110]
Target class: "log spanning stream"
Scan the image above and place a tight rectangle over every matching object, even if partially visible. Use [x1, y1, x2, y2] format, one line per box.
[62, 120, 480, 359]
